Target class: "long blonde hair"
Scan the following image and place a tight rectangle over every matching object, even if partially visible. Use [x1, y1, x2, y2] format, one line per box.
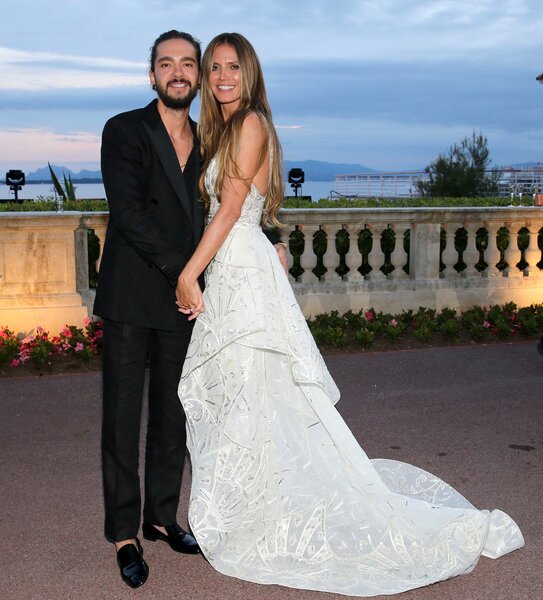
[198, 33, 283, 226]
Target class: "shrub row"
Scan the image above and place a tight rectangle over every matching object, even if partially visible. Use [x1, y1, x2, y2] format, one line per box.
[0, 196, 537, 212]
[2, 303, 542, 373]
[307, 302, 543, 349]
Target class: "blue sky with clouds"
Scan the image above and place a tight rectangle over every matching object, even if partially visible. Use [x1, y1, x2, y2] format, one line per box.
[1, 0, 541, 175]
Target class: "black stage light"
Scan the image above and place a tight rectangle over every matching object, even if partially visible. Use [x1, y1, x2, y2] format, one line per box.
[288, 168, 305, 198]
[5, 169, 26, 203]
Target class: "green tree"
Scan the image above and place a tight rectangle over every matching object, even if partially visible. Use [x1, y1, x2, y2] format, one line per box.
[418, 132, 499, 197]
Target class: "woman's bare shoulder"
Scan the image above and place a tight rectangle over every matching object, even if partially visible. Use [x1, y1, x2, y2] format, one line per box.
[240, 111, 267, 141]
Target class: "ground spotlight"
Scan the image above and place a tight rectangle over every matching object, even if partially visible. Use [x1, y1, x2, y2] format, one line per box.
[288, 168, 304, 198]
[5, 170, 26, 203]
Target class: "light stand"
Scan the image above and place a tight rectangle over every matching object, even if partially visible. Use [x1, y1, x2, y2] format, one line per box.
[5, 170, 26, 203]
[288, 168, 305, 198]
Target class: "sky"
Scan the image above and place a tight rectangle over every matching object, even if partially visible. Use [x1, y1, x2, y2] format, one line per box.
[1, 0, 542, 176]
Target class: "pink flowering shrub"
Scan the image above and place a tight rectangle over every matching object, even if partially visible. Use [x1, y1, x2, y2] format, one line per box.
[57, 319, 103, 361]
[2, 302, 543, 371]
[23, 326, 56, 366]
[0, 327, 22, 368]
[1, 320, 103, 370]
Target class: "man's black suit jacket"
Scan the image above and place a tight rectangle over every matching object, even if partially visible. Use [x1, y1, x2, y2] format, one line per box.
[94, 100, 205, 331]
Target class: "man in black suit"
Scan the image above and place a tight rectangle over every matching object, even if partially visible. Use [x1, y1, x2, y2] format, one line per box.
[94, 30, 204, 588]
[94, 30, 285, 588]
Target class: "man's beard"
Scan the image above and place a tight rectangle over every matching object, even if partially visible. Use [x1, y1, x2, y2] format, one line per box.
[156, 79, 198, 109]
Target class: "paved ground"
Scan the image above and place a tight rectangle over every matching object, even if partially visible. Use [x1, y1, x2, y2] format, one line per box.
[1, 341, 542, 600]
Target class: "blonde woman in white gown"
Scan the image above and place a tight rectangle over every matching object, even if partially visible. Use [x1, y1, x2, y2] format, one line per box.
[176, 32, 524, 597]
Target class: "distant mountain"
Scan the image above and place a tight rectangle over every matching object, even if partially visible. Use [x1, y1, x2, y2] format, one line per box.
[76, 168, 103, 179]
[21, 160, 541, 183]
[284, 160, 374, 181]
[24, 159, 375, 184]
[26, 164, 102, 182]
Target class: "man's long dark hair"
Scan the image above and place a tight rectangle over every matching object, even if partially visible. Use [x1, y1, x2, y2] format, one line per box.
[149, 30, 201, 71]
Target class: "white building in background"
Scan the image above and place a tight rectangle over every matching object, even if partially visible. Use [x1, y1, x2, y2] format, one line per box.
[497, 164, 543, 197]
[333, 164, 543, 199]
[333, 171, 426, 198]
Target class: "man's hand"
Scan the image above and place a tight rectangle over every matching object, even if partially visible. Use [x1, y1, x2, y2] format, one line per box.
[274, 243, 288, 274]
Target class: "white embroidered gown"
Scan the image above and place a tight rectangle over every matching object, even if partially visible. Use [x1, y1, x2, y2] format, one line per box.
[178, 157, 524, 597]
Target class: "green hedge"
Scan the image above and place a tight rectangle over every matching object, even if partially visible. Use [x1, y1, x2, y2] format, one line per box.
[282, 196, 536, 208]
[0, 196, 537, 212]
[0, 199, 108, 212]
[307, 303, 543, 349]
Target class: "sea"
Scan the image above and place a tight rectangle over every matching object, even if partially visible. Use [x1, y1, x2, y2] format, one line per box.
[0, 181, 337, 202]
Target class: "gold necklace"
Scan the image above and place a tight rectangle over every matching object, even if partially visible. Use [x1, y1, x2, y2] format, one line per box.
[169, 125, 193, 171]
[180, 135, 193, 171]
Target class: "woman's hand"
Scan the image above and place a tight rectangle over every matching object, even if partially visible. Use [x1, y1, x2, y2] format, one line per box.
[176, 274, 204, 321]
[274, 243, 288, 274]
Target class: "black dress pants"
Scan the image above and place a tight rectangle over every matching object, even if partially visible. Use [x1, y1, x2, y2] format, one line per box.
[101, 318, 193, 543]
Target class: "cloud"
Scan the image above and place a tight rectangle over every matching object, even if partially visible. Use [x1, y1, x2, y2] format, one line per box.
[0, 0, 540, 172]
[0, 87, 151, 111]
[248, 0, 542, 62]
[5, 1, 542, 65]
[0, 128, 101, 166]
[268, 59, 541, 133]
[276, 114, 543, 170]
[0, 47, 146, 69]
[0, 46, 147, 91]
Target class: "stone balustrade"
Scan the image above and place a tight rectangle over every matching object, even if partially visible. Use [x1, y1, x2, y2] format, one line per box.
[1, 207, 542, 334]
[277, 207, 543, 315]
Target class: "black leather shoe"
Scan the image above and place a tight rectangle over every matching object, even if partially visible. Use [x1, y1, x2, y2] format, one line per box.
[116, 538, 149, 588]
[142, 522, 200, 554]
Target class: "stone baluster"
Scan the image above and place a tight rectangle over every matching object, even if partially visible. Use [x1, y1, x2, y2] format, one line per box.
[484, 222, 502, 277]
[344, 223, 363, 283]
[320, 224, 341, 282]
[74, 226, 89, 294]
[410, 222, 441, 281]
[299, 223, 319, 283]
[81, 214, 108, 273]
[463, 223, 480, 277]
[503, 223, 523, 278]
[523, 222, 543, 277]
[440, 223, 459, 279]
[389, 223, 409, 280]
[367, 225, 386, 281]
[93, 224, 108, 271]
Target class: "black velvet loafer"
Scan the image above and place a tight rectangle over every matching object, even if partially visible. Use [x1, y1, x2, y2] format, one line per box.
[142, 522, 200, 554]
[116, 537, 149, 588]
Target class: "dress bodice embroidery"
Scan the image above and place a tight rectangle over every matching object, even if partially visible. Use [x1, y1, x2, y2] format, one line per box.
[205, 156, 265, 228]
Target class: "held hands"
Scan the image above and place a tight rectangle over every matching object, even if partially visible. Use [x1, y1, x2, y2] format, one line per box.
[176, 242, 286, 321]
[176, 274, 204, 321]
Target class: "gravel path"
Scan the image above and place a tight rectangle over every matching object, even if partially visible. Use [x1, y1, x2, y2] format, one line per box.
[1, 341, 541, 600]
